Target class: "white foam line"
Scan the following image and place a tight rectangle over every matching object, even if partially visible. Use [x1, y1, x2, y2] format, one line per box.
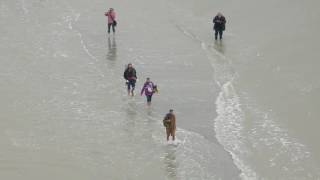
[215, 82, 257, 180]
[77, 31, 98, 62]
[64, 10, 99, 63]
[194, 23, 318, 178]
[174, 23, 258, 179]
[175, 24, 228, 62]
[69, 19, 96, 61]
[62, 8, 108, 79]
[209, 48, 257, 179]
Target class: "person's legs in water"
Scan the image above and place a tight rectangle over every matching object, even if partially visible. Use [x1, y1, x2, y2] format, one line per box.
[112, 23, 115, 33]
[171, 129, 176, 141]
[127, 80, 135, 96]
[108, 23, 112, 34]
[166, 128, 171, 141]
[146, 95, 152, 106]
[219, 30, 223, 40]
[129, 79, 135, 96]
[215, 30, 218, 40]
[127, 81, 131, 95]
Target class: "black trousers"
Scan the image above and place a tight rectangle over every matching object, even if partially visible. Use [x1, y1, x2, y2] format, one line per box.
[215, 30, 223, 40]
[108, 23, 115, 33]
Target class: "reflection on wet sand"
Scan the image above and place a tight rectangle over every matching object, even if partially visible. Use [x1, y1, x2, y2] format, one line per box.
[125, 100, 138, 117]
[107, 36, 117, 61]
[146, 106, 157, 120]
[164, 147, 178, 179]
[123, 100, 138, 134]
[213, 40, 225, 54]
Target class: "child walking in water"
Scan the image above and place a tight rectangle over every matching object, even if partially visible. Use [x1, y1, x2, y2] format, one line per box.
[140, 78, 157, 106]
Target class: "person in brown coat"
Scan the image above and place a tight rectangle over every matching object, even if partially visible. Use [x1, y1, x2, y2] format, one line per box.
[163, 109, 176, 141]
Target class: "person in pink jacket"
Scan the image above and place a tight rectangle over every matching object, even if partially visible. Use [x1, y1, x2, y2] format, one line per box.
[104, 8, 116, 34]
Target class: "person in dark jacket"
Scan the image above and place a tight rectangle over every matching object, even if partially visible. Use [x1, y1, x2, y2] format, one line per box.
[213, 12, 226, 40]
[123, 63, 137, 96]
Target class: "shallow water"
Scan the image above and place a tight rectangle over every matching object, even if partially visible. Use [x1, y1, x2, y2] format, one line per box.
[168, 0, 320, 179]
[0, 0, 239, 179]
[1, 0, 320, 179]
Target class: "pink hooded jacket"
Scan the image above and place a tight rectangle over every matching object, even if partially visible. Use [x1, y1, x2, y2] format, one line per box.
[105, 10, 116, 24]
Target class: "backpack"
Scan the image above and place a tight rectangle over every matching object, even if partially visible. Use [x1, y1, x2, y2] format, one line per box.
[146, 82, 154, 93]
[153, 85, 158, 93]
[147, 86, 153, 93]
[163, 114, 171, 128]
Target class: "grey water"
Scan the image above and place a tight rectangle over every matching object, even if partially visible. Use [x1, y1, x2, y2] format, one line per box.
[0, 0, 319, 179]
[167, 0, 320, 179]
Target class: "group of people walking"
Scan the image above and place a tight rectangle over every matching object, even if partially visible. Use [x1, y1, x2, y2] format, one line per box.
[123, 63, 176, 141]
[105, 8, 226, 142]
[123, 63, 158, 105]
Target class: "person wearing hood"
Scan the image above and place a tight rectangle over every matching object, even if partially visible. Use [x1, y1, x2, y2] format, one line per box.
[213, 12, 226, 40]
[163, 109, 176, 141]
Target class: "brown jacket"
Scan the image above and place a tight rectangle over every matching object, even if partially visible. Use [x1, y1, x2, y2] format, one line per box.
[165, 113, 176, 130]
